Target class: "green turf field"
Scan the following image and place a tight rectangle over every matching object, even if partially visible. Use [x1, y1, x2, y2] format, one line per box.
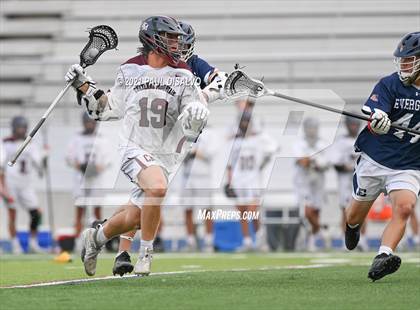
[1, 252, 419, 310]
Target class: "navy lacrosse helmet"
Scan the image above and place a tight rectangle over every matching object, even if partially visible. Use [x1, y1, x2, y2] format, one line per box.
[138, 16, 186, 65]
[178, 21, 196, 62]
[11, 116, 28, 137]
[393, 32, 420, 86]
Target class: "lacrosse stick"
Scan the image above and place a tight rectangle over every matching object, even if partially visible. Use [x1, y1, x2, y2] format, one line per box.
[224, 70, 420, 136]
[8, 25, 118, 167]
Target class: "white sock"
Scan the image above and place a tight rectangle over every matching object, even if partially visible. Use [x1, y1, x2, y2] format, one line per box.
[378, 245, 393, 256]
[204, 233, 213, 246]
[95, 226, 109, 246]
[348, 223, 359, 229]
[243, 236, 252, 247]
[140, 239, 154, 256]
[187, 235, 195, 246]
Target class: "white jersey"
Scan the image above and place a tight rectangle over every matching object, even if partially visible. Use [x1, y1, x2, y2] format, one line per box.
[182, 127, 216, 188]
[66, 132, 110, 196]
[293, 137, 329, 209]
[3, 136, 43, 187]
[0, 140, 6, 171]
[330, 134, 358, 207]
[106, 55, 204, 172]
[230, 133, 277, 189]
[293, 137, 329, 183]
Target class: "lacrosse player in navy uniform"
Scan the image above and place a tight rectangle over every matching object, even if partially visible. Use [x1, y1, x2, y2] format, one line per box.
[331, 116, 368, 251]
[345, 32, 420, 281]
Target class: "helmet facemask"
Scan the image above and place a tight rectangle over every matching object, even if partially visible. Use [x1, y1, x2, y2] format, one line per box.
[394, 56, 420, 86]
[153, 31, 184, 65]
[180, 42, 195, 62]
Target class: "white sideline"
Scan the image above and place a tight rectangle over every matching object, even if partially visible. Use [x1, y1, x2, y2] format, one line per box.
[1, 264, 331, 289]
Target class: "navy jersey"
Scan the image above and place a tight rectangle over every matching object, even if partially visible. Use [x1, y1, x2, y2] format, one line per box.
[187, 55, 215, 89]
[355, 72, 420, 170]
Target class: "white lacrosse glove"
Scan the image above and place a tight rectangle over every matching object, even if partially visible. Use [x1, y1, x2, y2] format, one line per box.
[65, 64, 96, 93]
[202, 71, 228, 103]
[368, 108, 391, 135]
[181, 101, 210, 140]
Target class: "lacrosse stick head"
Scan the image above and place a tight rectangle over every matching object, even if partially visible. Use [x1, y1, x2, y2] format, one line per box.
[224, 70, 267, 98]
[79, 25, 118, 68]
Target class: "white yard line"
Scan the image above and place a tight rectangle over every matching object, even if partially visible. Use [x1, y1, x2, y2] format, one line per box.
[1, 264, 331, 289]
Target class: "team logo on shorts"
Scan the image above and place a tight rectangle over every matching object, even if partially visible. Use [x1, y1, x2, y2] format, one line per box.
[356, 188, 367, 197]
[370, 94, 378, 102]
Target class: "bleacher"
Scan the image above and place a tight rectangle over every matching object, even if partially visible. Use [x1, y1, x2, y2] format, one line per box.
[0, 0, 418, 243]
[1, 0, 418, 111]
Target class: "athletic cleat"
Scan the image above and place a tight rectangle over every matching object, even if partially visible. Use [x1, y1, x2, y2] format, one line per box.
[81, 228, 103, 276]
[113, 251, 134, 277]
[91, 219, 106, 229]
[134, 247, 153, 276]
[345, 224, 360, 250]
[368, 253, 401, 282]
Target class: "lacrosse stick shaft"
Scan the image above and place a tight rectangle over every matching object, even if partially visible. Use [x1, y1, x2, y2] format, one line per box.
[271, 91, 420, 135]
[8, 82, 73, 166]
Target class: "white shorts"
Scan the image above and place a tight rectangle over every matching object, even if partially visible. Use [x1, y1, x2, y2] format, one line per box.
[120, 146, 177, 207]
[5, 183, 38, 210]
[234, 188, 261, 205]
[295, 180, 326, 210]
[352, 154, 420, 202]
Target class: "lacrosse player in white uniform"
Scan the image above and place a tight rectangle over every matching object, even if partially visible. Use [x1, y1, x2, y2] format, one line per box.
[89, 20, 227, 276]
[180, 127, 216, 252]
[331, 116, 368, 251]
[65, 16, 211, 276]
[293, 117, 329, 252]
[66, 112, 110, 249]
[226, 110, 277, 252]
[3, 116, 46, 254]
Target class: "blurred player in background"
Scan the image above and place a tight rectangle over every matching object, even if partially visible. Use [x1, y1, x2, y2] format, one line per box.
[180, 127, 216, 252]
[331, 116, 368, 251]
[66, 112, 110, 250]
[293, 118, 329, 252]
[226, 109, 277, 252]
[2, 116, 46, 253]
[345, 32, 420, 281]
[103, 20, 227, 276]
[67, 16, 211, 277]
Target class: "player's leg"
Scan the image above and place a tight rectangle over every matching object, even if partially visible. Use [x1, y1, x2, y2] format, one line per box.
[345, 156, 382, 251]
[203, 208, 214, 252]
[367, 168, 419, 281]
[135, 165, 168, 275]
[367, 189, 416, 281]
[185, 208, 197, 251]
[28, 209, 43, 253]
[113, 229, 137, 276]
[381, 190, 416, 250]
[345, 199, 374, 250]
[20, 187, 44, 253]
[237, 204, 252, 251]
[7, 207, 22, 254]
[408, 209, 419, 247]
[305, 205, 321, 251]
[81, 201, 140, 276]
[75, 206, 85, 236]
[93, 206, 101, 220]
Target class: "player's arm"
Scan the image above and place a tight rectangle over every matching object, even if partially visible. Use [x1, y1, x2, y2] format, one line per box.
[362, 80, 393, 135]
[189, 55, 228, 103]
[65, 65, 124, 121]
